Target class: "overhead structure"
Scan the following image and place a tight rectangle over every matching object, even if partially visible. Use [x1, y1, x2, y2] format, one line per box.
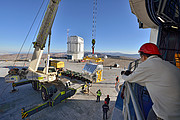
[129, 0, 180, 66]
[130, 0, 180, 28]
[129, 0, 159, 28]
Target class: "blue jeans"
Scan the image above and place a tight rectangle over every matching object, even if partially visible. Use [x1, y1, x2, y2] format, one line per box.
[96, 96, 100, 102]
[103, 111, 107, 120]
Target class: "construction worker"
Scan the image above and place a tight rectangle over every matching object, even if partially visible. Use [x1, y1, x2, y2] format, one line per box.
[96, 89, 101, 102]
[102, 101, 109, 120]
[121, 43, 180, 120]
[105, 95, 110, 105]
[116, 76, 119, 83]
[84, 82, 89, 94]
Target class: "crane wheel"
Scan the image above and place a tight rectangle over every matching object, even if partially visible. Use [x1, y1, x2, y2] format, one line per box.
[32, 81, 40, 91]
[41, 86, 48, 101]
[32, 81, 36, 90]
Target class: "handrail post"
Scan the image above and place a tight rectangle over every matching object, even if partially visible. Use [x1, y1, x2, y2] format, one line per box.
[123, 59, 145, 120]
[125, 82, 145, 120]
[123, 84, 130, 120]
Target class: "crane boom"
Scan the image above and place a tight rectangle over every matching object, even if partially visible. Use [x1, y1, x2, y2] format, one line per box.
[29, 0, 61, 72]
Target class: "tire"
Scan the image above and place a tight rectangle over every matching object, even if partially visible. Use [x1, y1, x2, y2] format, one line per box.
[32, 81, 40, 91]
[41, 87, 48, 101]
[32, 81, 36, 90]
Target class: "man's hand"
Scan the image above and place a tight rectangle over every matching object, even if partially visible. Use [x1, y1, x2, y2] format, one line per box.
[121, 71, 125, 75]
[121, 70, 132, 76]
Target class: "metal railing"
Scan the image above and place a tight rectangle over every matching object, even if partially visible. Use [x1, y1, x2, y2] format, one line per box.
[123, 59, 145, 120]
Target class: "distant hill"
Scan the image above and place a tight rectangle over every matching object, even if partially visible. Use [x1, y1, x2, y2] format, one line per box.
[84, 52, 139, 59]
[101, 52, 139, 59]
[0, 51, 139, 61]
[0, 53, 66, 61]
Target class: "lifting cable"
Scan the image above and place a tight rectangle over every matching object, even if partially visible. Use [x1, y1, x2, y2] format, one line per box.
[92, 0, 97, 54]
[23, 0, 49, 67]
[13, 0, 46, 66]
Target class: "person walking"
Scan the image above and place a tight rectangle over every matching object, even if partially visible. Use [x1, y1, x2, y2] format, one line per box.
[121, 43, 180, 120]
[96, 89, 101, 102]
[102, 101, 109, 120]
[105, 95, 110, 105]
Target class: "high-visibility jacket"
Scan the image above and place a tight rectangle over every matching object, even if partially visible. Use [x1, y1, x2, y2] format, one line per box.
[97, 91, 101, 96]
[122, 55, 180, 120]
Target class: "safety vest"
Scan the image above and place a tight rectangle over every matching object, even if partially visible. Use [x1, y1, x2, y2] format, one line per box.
[97, 91, 101, 96]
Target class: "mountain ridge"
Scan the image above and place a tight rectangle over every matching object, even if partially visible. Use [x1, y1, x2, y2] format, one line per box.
[0, 51, 139, 60]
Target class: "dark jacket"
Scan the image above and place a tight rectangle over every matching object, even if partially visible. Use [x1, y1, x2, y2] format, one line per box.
[105, 97, 110, 105]
[102, 104, 109, 112]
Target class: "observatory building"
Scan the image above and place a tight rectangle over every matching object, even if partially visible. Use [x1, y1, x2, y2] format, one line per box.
[67, 36, 84, 60]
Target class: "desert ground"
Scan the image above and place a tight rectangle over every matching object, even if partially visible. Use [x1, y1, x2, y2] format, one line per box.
[0, 57, 135, 120]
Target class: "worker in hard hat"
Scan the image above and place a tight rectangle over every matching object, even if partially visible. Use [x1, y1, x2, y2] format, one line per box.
[121, 43, 180, 120]
[105, 95, 110, 105]
[96, 89, 102, 102]
[102, 101, 109, 120]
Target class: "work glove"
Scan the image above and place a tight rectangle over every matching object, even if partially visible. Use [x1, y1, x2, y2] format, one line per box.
[121, 70, 132, 76]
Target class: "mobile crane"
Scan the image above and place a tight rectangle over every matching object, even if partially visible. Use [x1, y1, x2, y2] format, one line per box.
[4, 0, 79, 118]
[5, 0, 76, 104]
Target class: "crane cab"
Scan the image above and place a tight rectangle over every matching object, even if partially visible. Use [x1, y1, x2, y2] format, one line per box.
[27, 66, 57, 83]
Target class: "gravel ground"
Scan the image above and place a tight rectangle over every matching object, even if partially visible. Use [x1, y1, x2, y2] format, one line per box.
[0, 60, 127, 120]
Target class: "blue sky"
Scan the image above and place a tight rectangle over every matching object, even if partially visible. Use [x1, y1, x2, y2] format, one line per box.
[0, 0, 151, 54]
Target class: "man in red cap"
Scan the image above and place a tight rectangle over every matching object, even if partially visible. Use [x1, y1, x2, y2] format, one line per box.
[121, 43, 180, 120]
[105, 95, 110, 105]
[102, 101, 109, 120]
